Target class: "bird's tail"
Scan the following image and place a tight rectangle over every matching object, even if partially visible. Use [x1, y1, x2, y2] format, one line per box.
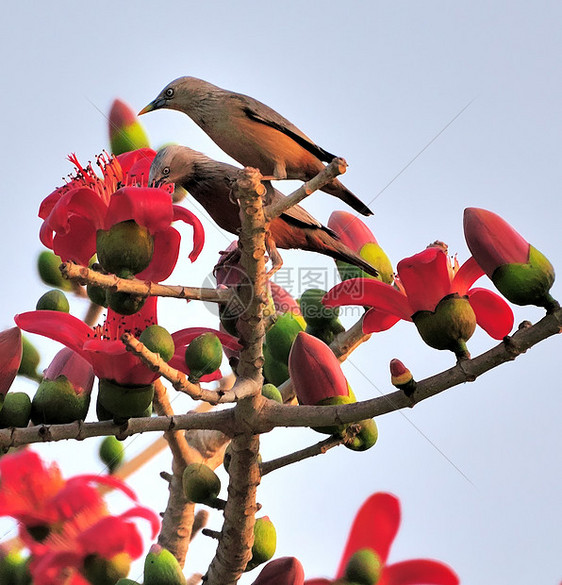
[321, 178, 374, 217]
[305, 229, 379, 278]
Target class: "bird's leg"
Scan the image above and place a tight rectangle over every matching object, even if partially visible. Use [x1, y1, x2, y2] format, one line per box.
[265, 232, 284, 278]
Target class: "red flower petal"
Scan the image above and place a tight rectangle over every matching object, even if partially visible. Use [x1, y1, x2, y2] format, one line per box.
[363, 308, 403, 333]
[77, 515, 144, 558]
[52, 214, 98, 266]
[0, 327, 22, 396]
[137, 226, 181, 282]
[328, 210, 377, 251]
[172, 327, 241, 351]
[252, 557, 305, 585]
[335, 493, 401, 578]
[468, 287, 514, 339]
[288, 332, 348, 405]
[173, 205, 205, 262]
[68, 474, 138, 502]
[116, 148, 156, 178]
[380, 559, 459, 585]
[119, 505, 161, 539]
[397, 248, 452, 313]
[324, 279, 412, 321]
[104, 186, 173, 234]
[451, 256, 485, 295]
[303, 580, 332, 585]
[464, 208, 530, 277]
[15, 311, 91, 359]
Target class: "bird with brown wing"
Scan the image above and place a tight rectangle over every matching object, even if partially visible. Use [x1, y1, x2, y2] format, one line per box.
[148, 145, 378, 277]
[140, 77, 373, 217]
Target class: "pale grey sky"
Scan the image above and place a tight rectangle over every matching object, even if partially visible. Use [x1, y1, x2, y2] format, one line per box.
[0, 2, 560, 583]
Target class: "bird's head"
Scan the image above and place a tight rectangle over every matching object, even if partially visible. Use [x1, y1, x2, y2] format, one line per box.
[139, 77, 213, 115]
[149, 145, 200, 201]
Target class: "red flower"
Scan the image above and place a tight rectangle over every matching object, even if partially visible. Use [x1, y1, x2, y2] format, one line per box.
[15, 299, 240, 386]
[464, 207, 557, 310]
[0, 450, 159, 585]
[0, 327, 22, 399]
[305, 492, 459, 585]
[328, 211, 394, 284]
[288, 332, 349, 406]
[324, 245, 514, 357]
[39, 148, 204, 282]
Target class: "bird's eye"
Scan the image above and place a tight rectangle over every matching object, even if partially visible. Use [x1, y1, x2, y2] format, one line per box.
[162, 167, 170, 176]
[164, 88, 174, 98]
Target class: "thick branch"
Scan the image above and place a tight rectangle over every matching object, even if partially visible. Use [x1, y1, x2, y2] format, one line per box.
[205, 168, 267, 585]
[61, 261, 232, 303]
[0, 409, 235, 449]
[260, 435, 345, 475]
[265, 157, 348, 219]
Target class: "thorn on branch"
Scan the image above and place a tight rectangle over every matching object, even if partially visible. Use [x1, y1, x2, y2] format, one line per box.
[202, 528, 221, 540]
[160, 471, 173, 483]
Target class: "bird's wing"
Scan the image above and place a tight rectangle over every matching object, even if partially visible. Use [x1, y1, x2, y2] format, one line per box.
[230, 93, 337, 163]
[265, 182, 338, 237]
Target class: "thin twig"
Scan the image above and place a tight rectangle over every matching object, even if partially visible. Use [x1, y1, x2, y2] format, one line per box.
[260, 435, 346, 475]
[265, 157, 348, 219]
[61, 261, 232, 303]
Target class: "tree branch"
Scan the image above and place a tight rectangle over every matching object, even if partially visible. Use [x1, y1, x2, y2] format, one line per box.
[61, 261, 232, 303]
[260, 435, 345, 476]
[265, 157, 348, 219]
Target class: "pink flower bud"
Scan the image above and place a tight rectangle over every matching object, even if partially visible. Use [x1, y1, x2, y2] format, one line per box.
[44, 348, 94, 396]
[288, 332, 349, 405]
[251, 557, 304, 585]
[0, 328, 22, 399]
[109, 98, 150, 156]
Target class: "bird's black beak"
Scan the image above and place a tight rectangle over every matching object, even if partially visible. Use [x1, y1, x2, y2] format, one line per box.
[138, 97, 166, 115]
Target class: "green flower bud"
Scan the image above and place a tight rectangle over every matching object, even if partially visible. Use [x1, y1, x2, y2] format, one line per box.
[182, 463, 221, 504]
[265, 312, 306, 363]
[344, 548, 382, 585]
[263, 344, 289, 386]
[300, 288, 340, 328]
[106, 270, 146, 316]
[96, 220, 154, 275]
[261, 383, 283, 403]
[97, 379, 154, 420]
[344, 419, 378, 452]
[99, 436, 125, 474]
[139, 325, 175, 362]
[144, 545, 186, 585]
[36, 289, 70, 313]
[37, 250, 71, 290]
[184, 333, 223, 382]
[245, 517, 277, 572]
[18, 336, 40, 381]
[82, 552, 131, 585]
[0, 393, 32, 428]
[31, 377, 90, 425]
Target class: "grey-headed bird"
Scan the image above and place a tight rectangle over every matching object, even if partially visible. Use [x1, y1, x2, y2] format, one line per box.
[140, 77, 373, 217]
[149, 145, 378, 277]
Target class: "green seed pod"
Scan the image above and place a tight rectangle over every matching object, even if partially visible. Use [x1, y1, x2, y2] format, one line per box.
[99, 436, 125, 474]
[0, 392, 32, 428]
[182, 463, 221, 504]
[184, 333, 223, 381]
[106, 271, 146, 316]
[96, 219, 154, 275]
[245, 517, 277, 571]
[140, 325, 175, 362]
[36, 289, 70, 313]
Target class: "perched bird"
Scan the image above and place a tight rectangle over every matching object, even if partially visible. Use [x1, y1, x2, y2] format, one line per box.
[148, 145, 378, 277]
[139, 76, 373, 216]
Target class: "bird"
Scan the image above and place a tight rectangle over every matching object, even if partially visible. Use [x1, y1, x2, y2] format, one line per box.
[148, 145, 378, 277]
[139, 76, 373, 217]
